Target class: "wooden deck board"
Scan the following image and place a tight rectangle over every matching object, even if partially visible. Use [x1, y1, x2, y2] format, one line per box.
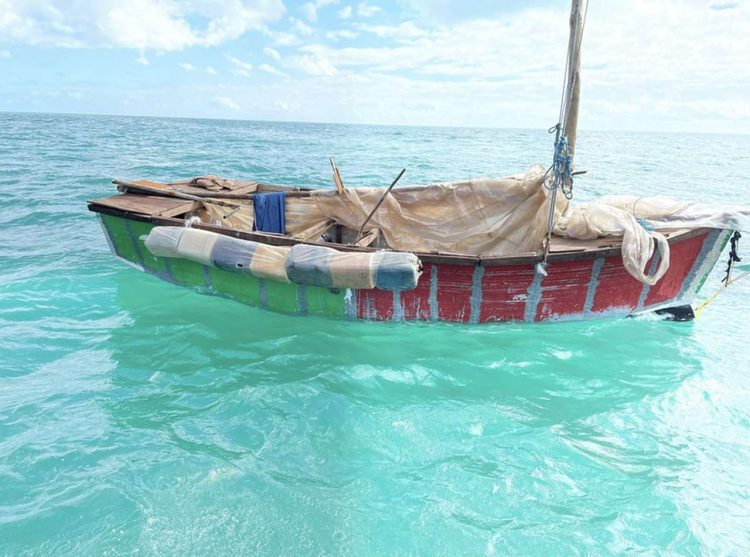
[88, 194, 197, 217]
[136, 179, 258, 197]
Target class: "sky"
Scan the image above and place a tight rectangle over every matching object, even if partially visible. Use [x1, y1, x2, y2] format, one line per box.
[0, 0, 748, 133]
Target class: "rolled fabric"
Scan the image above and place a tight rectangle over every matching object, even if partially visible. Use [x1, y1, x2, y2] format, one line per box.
[144, 226, 290, 283]
[144, 227, 420, 289]
[285, 244, 421, 291]
[375, 252, 421, 291]
[177, 227, 218, 266]
[211, 234, 257, 272]
[249, 242, 290, 283]
[208, 233, 290, 282]
[285, 244, 335, 287]
[144, 226, 183, 257]
[330, 252, 377, 289]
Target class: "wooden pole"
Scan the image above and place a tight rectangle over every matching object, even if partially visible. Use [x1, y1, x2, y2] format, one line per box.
[354, 169, 406, 244]
[330, 158, 345, 195]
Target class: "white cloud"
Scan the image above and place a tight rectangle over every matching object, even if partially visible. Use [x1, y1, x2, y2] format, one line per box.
[101, 0, 195, 52]
[226, 54, 253, 77]
[266, 30, 301, 46]
[274, 100, 301, 112]
[206, 65, 218, 75]
[0, 0, 285, 52]
[301, 3, 317, 22]
[216, 95, 241, 111]
[293, 54, 338, 76]
[0, 50, 11, 59]
[357, 21, 426, 39]
[179, 62, 196, 72]
[325, 30, 358, 40]
[302, 0, 339, 23]
[290, 17, 314, 37]
[357, 2, 381, 17]
[323, 0, 746, 131]
[264, 47, 281, 60]
[1, 0, 748, 134]
[260, 63, 288, 77]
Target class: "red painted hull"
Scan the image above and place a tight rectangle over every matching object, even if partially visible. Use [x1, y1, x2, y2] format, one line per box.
[353, 229, 729, 323]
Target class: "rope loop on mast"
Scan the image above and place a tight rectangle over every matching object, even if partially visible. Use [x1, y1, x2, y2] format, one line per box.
[543, 125, 574, 200]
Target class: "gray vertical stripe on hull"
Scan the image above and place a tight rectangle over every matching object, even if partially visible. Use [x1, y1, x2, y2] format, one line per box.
[470, 265, 485, 324]
[524, 267, 545, 323]
[429, 264, 439, 321]
[583, 257, 605, 316]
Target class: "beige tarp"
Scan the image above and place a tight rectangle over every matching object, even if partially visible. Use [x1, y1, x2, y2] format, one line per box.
[203, 202, 254, 230]
[286, 165, 567, 257]
[284, 167, 749, 286]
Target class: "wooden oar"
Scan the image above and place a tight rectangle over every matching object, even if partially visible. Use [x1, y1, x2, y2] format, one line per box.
[353, 168, 406, 244]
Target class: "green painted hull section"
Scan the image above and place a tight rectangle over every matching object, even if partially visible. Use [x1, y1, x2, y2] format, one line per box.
[99, 214, 349, 318]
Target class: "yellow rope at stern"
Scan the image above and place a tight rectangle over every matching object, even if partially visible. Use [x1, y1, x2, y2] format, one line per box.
[695, 270, 750, 319]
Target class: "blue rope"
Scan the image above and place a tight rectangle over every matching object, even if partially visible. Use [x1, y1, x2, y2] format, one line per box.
[540, 123, 575, 269]
[545, 124, 574, 200]
[637, 218, 654, 232]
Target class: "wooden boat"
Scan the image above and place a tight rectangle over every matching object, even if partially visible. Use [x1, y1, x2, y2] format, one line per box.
[87, 180, 730, 322]
[87, 1, 738, 323]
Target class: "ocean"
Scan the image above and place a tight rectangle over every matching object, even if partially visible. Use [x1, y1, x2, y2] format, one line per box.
[1, 112, 749, 555]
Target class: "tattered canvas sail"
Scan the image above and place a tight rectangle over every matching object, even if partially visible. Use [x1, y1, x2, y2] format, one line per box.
[286, 165, 568, 257]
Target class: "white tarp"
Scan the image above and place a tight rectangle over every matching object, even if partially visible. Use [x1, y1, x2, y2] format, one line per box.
[596, 196, 750, 232]
[555, 196, 750, 285]
[554, 202, 671, 285]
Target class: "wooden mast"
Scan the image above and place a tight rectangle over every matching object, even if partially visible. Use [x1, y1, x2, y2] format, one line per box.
[539, 0, 587, 271]
[561, 0, 585, 163]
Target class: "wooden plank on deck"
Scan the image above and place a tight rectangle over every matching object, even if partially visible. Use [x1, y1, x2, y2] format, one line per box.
[89, 194, 197, 217]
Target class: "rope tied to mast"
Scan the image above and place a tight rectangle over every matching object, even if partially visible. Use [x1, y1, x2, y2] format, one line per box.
[544, 123, 575, 200]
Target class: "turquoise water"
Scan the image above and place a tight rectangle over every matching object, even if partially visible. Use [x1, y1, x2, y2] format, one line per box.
[1, 112, 749, 555]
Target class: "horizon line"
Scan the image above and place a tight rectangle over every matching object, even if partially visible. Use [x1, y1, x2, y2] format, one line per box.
[1, 109, 748, 138]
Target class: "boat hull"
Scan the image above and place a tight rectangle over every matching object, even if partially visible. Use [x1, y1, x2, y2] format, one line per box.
[97, 213, 730, 323]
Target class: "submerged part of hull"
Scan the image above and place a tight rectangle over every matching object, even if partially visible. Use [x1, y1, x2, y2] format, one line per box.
[98, 213, 730, 323]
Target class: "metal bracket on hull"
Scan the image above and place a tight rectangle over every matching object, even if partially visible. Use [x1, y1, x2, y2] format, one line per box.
[653, 305, 695, 322]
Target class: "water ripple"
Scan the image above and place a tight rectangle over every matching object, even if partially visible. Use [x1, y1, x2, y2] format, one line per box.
[1, 112, 749, 555]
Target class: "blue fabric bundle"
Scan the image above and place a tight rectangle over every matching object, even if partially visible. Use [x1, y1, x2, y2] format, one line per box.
[252, 192, 286, 234]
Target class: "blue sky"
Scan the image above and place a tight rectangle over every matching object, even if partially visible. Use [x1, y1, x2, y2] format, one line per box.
[0, 0, 748, 133]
